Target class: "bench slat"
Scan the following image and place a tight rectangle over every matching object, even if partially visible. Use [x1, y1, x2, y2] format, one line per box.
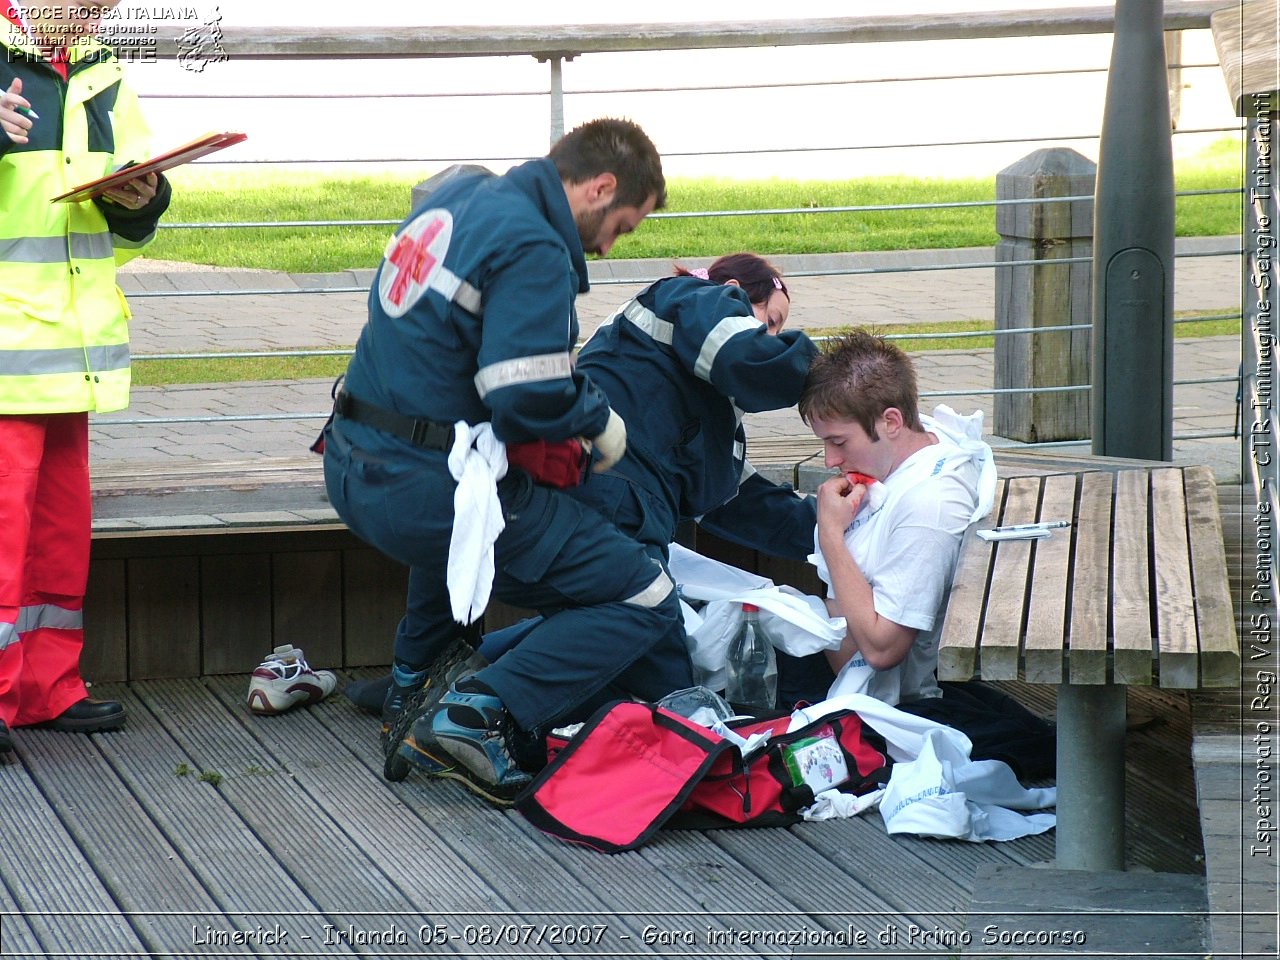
[1067, 471, 1112, 683]
[937, 479, 1004, 682]
[978, 476, 1042, 680]
[1182, 466, 1241, 688]
[1112, 469, 1155, 685]
[1151, 468, 1200, 688]
[1022, 473, 1077, 683]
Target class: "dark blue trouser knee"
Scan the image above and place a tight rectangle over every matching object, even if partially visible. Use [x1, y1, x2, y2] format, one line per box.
[477, 472, 690, 731]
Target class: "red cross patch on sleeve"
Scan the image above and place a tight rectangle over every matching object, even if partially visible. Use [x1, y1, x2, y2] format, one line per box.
[378, 209, 455, 318]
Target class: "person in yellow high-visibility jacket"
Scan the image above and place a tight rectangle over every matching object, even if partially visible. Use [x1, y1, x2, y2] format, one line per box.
[0, 2, 171, 753]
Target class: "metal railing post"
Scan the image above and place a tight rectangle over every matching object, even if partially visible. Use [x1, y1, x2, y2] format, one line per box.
[541, 53, 569, 146]
[1091, 0, 1176, 461]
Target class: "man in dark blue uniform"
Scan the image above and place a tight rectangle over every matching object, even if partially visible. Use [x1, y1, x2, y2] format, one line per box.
[322, 119, 671, 804]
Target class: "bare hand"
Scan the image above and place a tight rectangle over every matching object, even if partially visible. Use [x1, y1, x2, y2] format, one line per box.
[0, 78, 35, 145]
[816, 472, 867, 541]
[102, 172, 159, 210]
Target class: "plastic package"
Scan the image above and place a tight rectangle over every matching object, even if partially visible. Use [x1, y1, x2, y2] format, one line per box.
[656, 685, 736, 728]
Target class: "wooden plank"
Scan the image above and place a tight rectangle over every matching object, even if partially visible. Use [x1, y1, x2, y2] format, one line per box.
[1066, 470, 1113, 683]
[1151, 468, 1200, 688]
[272, 550, 345, 669]
[0, 741, 152, 956]
[1182, 466, 1242, 687]
[123, 6, 1221, 61]
[755, 552, 825, 595]
[127, 556, 201, 679]
[691, 527, 758, 574]
[200, 553, 273, 675]
[1210, 2, 1279, 115]
[938, 479, 1004, 681]
[82, 557, 128, 683]
[342, 548, 409, 666]
[138, 680, 470, 950]
[978, 476, 1042, 680]
[14, 726, 233, 951]
[1022, 473, 1077, 683]
[61, 685, 364, 956]
[213, 674, 719, 952]
[1112, 469, 1155, 685]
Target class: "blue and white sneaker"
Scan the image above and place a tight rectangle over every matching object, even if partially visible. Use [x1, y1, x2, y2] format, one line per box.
[398, 680, 532, 806]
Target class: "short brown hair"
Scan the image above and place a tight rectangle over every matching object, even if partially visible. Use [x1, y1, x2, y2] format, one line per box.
[799, 330, 922, 438]
[549, 117, 666, 211]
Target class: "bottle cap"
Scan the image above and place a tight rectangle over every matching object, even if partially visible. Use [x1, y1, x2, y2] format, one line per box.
[742, 602, 759, 613]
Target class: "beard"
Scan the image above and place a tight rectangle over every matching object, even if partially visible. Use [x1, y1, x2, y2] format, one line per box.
[575, 205, 608, 255]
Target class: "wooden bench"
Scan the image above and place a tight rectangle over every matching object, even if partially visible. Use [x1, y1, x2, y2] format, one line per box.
[86, 458, 408, 683]
[937, 456, 1240, 871]
[84, 443, 827, 684]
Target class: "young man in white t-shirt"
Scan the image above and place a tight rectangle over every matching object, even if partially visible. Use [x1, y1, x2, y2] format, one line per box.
[783, 331, 1054, 779]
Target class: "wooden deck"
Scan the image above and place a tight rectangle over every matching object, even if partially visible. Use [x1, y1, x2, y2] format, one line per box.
[2, 470, 1257, 959]
[0, 676, 1202, 959]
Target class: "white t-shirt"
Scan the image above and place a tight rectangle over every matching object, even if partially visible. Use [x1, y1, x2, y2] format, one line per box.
[811, 407, 994, 705]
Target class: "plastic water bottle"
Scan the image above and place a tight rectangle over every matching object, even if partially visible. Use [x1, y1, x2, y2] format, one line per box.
[724, 603, 778, 717]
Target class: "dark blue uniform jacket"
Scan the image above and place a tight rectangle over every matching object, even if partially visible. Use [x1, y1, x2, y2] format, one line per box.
[574, 275, 819, 561]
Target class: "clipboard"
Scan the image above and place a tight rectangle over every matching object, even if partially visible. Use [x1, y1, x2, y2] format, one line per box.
[51, 131, 247, 203]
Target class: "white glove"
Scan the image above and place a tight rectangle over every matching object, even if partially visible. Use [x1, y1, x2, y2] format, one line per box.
[589, 409, 627, 473]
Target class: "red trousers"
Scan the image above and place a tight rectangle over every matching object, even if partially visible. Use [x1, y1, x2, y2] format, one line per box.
[0, 413, 91, 727]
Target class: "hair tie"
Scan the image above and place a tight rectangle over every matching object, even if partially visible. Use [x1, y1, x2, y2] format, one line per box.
[690, 267, 710, 280]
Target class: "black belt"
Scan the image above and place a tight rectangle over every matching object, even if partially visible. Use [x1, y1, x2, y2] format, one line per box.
[334, 389, 455, 451]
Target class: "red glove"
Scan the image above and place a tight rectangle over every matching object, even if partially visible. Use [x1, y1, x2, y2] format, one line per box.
[507, 438, 590, 489]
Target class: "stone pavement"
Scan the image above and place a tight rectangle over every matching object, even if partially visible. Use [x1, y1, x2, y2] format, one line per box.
[101, 237, 1246, 482]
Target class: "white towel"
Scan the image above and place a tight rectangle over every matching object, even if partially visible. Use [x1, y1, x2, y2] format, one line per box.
[446, 421, 508, 624]
[793, 694, 1055, 841]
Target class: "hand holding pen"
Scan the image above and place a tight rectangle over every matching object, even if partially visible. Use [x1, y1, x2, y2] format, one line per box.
[0, 77, 38, 145]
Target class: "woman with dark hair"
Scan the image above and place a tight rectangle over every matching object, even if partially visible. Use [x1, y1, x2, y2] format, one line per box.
[570, 252, 818, 560]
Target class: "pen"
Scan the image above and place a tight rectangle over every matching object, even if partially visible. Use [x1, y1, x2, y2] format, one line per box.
[13, 105, 38, 120]
[989, 520, 1071, 534]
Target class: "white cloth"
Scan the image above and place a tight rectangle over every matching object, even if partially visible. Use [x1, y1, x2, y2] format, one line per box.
[669, 543, 845, 690]
[792, 694, 1055, 841]
[445, 421, 508, 624]
[812, 405, 996, 704]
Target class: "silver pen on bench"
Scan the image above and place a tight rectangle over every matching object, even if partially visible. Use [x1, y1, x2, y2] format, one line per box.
[989, 520, 1071, 534]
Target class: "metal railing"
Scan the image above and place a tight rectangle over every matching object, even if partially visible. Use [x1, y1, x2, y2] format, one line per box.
[93, 5, 1243, 455]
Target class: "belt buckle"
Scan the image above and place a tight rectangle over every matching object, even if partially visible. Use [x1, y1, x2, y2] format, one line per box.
[412, 419, 453, 450]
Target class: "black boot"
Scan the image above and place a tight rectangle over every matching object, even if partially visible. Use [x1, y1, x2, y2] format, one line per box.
[382, 639, 489, 782]
[0, 718, 13, 753]
[40, 698, 126, 733]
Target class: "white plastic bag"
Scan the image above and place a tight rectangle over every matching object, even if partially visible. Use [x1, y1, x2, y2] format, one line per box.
[670, 544, 846, 690]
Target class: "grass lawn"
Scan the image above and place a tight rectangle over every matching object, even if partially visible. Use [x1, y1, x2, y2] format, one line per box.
[147, 138, 1244, 274]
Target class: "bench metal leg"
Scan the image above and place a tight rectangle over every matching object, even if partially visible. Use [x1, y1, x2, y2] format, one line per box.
[1055, 682, 1127, 871]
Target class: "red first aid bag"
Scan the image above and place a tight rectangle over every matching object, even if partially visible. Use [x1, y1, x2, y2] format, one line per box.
[517, 700, 892, 853]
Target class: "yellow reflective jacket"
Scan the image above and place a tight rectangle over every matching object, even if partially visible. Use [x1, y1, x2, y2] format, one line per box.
[0, 27, 165, 414]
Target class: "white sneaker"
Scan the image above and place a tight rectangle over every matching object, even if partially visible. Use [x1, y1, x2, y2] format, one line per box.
[246, 645, 337, 715]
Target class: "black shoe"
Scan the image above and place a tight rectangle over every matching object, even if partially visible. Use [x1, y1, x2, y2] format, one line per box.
[41, 698, 126, 733]
[382, 639, 488, 783]
[0, 719, 12, 753]
[344, 673, 393, 715]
